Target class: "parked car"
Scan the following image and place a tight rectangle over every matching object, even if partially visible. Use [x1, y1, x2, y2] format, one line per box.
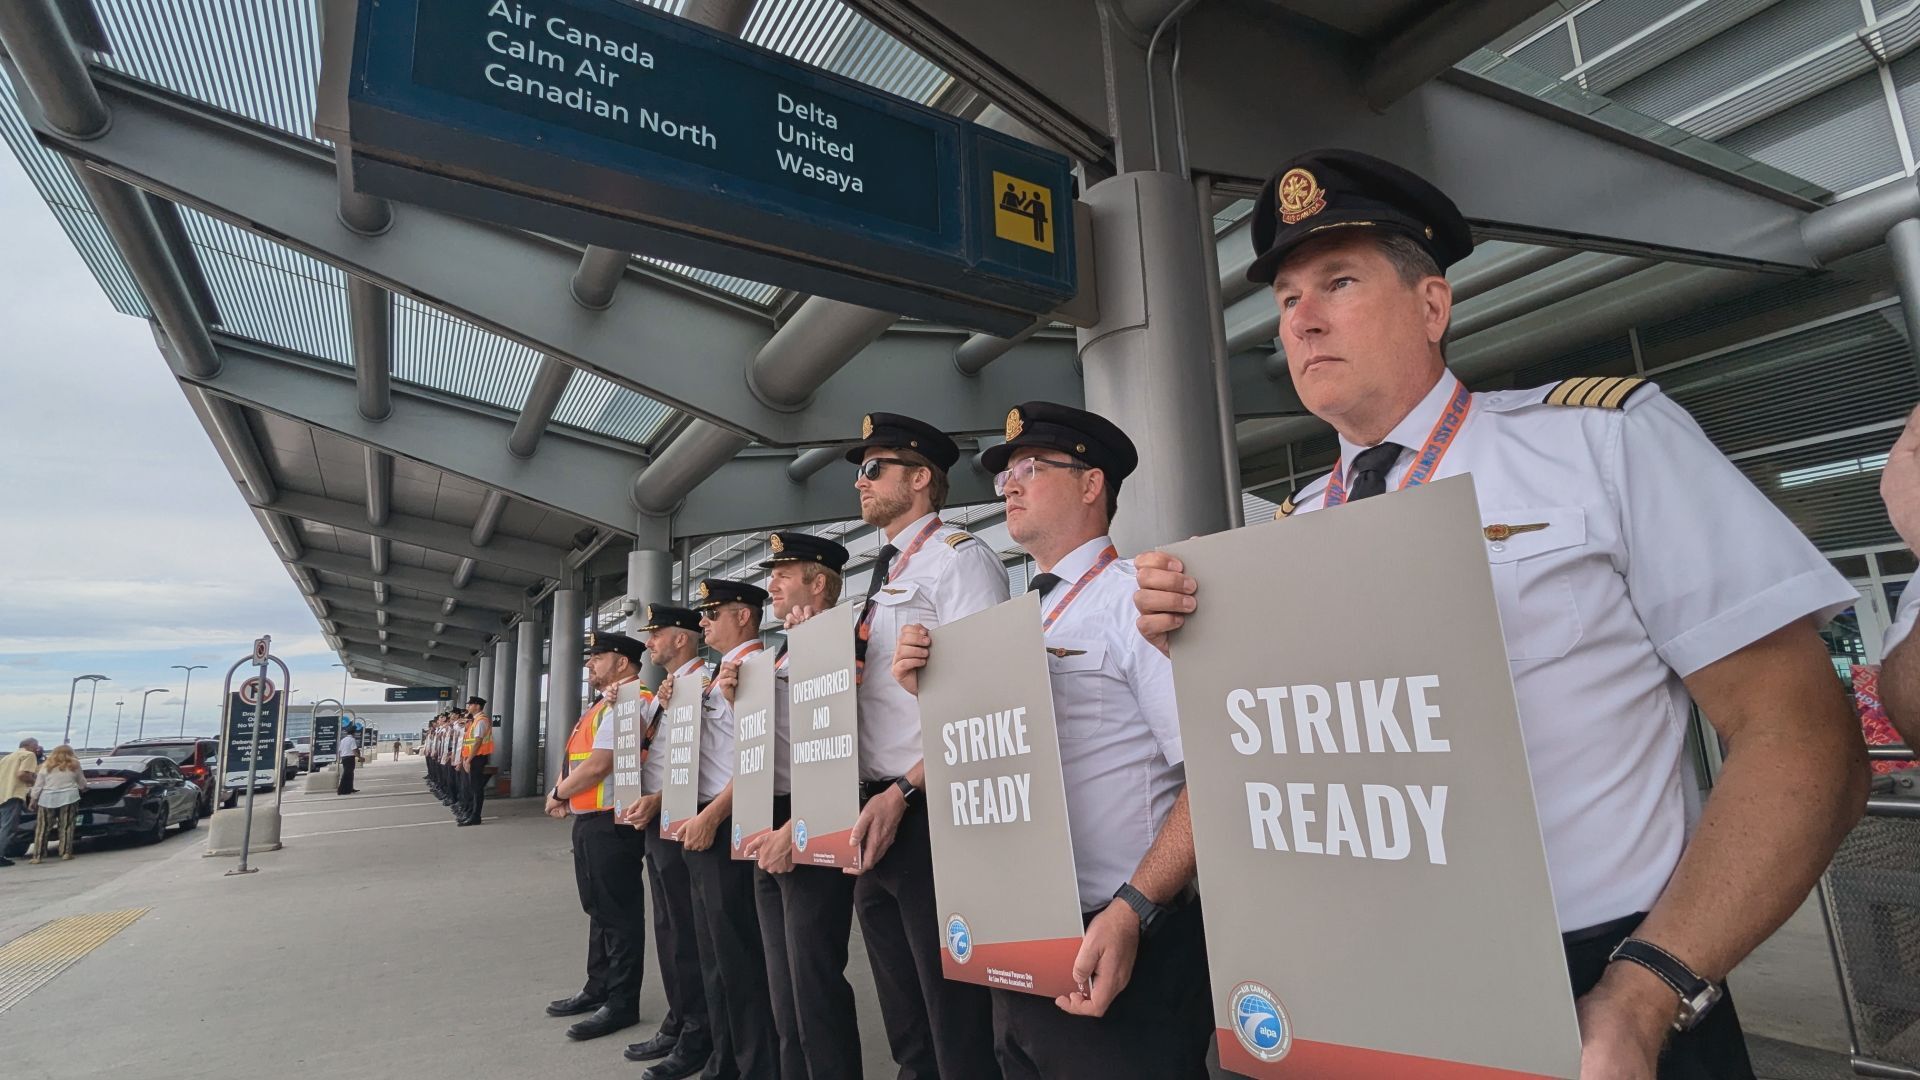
[288, 737, 313, 773]
[282, 740, 300, 782]
[3, 755, 203, 856]
[111, 737, 222, 816]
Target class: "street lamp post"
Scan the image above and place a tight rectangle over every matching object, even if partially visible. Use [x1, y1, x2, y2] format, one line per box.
[333, 662, 349, 704]
[138, 688, 171, 740]
[63, 674, 107, 745]
[113, 700, 125, 745]
[173, 664, 208, 736]
[82, 676, 108, 747]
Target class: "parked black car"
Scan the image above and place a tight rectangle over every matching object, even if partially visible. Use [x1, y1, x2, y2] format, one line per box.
[112, 737, 222, 816]
[2, 755, 204, 856]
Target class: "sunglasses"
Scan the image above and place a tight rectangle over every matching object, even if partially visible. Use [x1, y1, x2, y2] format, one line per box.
[993, 456, 1090, 496]
[857, 457, 925, 482]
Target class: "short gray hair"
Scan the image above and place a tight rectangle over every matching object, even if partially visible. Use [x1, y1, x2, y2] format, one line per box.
[1374, 232, 1442, 286]
[19, 737, 39, 748]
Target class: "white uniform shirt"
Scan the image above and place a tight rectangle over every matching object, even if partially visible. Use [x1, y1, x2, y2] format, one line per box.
[857, 512, 1010, 780]
[339, 733, 358, 757]
[697, 641, 763, 803]
[1288, 371, 1856, 931]
[773, 645, 795, 795]
[640, 657, 708, 793]
[1040, 535, 1187, 911]
[1884, 586, 1919, 654]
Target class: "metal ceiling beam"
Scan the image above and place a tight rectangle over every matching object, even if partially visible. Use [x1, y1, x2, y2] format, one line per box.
[787, 446, 846, 482]
[324, 605, 504, 642]
[173, 334, 642, 530]
[1360, 0, 1548, 109]
[369, 536, 390, 575]
[365, 448, 391, 526]
[349, 275, 392, 420]
[332, 619, 492, 653]
[315, 588, 513, 636]
[0, 0, 107, 137]
[292, 551, 530, 609]
[674, 450, 998, 535]
[30, 72, 1082, 443]
[854, 0, 1819, 268]
[471, 490, 509, 547]
[342, 640, 473, 669]
[267, 490, 565, 579]
[345, 656, 465, 686]
[508, 356, 575, 458]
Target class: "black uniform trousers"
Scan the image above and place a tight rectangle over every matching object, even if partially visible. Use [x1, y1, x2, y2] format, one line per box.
[646, 819, 709, 1049]
[1565, 914, 1755, 1080]
[757, 794, 863, 1080]
[572, 809, 650, 1016]
[992, 900, 1212, 1080]
[854, 796, 1000, 1080]
[460, 754, 490, 821]
[336, 754, 355, 794]
[683, 808, 777, 1080]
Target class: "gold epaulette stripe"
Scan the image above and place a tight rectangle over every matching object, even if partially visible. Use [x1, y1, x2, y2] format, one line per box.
[944, 532, 974, 548]
[1546, 376, 1646, 409]
[1276, 496, 1296, 520]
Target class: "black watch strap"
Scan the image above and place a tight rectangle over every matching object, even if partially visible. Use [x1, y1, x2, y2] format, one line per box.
[1608, 937, 1723, 1031]
[893, 776, 919, 802]
[1113, 882, 1171, 938]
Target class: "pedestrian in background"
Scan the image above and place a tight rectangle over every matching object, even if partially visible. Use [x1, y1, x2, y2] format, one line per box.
[0, 737, 41, 867]
[29, 744, 85, 863]
[337, 727, 360, 795]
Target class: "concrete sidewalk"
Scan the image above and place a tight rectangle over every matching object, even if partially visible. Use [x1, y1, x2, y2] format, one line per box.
[0, 755, 1871, 1079]
[1, 757, 889, 1079]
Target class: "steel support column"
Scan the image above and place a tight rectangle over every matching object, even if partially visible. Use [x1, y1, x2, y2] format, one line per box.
[544, 590, 584, 796]
[491, 637, 515, 786]
[349, 276, 392, 420]
[476, 651, 496, 712]
[511, 611, 543, 798]
[0, 0, 109, 137]
[1078, 171, 1231, 553]
[1889, 219, 1920, 373]
[627, 543, 674, 686]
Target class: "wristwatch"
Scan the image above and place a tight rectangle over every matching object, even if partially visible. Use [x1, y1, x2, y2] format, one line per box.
[1608, 938, 1723, 1031]
[893, 776, 919, 803]
[1112, 882, 1173, 938]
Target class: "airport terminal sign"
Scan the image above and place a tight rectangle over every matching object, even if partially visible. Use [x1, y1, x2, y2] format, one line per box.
[220, 688, 283, 788]
[312, 713, 341, 767]
[385, 686, 454, 703]
[348, 0, 1076, 333]
[917, 593, 1083, 997]
[1162, 478, 1579, 1077]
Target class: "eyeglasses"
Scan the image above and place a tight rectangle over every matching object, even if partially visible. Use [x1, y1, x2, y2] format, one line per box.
[994, 456, 1091, 496]
[857, 457, 924, 482]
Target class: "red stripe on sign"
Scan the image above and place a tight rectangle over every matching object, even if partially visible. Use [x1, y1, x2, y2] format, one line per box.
[801, 828, 859, 868]
[1216, 1030, 1561, 1079]
[941, 937, 1082, 999]
[732, 827, 771, 861]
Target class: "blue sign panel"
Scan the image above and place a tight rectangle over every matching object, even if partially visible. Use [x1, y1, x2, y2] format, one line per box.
[347, 0, 1076, 334]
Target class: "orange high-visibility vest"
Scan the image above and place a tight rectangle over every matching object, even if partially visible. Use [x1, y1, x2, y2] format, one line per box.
[462, 716, 495, 759]
[566, 701, 611, 813]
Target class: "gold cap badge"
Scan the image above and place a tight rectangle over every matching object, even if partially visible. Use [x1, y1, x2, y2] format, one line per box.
[1277, 168, 1328, 225]
[861, 414, 874, 439]
[769, 534, 785, 554]
[698, 581, 710, 600]
[642, 605, 655, 625]
[1005, 407, 1024, 441]
[586, 631, 598, 647]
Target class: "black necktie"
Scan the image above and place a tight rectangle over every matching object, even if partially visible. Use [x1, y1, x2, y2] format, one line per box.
[1347, 442, 1405, 502]
[1029, 573, 1063, 597]
[864, 544, 899, 603]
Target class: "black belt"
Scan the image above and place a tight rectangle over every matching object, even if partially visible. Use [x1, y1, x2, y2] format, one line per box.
[1561, 912, 1644, 948]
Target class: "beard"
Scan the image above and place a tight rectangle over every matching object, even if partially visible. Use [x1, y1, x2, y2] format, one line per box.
[860, 486, 914, 527]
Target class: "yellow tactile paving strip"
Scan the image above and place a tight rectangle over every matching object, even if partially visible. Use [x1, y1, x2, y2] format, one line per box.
[0, 908, 149, 1013]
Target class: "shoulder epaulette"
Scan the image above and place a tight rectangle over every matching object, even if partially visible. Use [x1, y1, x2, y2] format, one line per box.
[1275, 494, 1297, 520]
[1545, 376, 1648, 410]
[944, 531, 976, 548]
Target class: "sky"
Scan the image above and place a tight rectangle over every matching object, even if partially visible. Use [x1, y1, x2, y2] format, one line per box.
[0, 156, 411, 751]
